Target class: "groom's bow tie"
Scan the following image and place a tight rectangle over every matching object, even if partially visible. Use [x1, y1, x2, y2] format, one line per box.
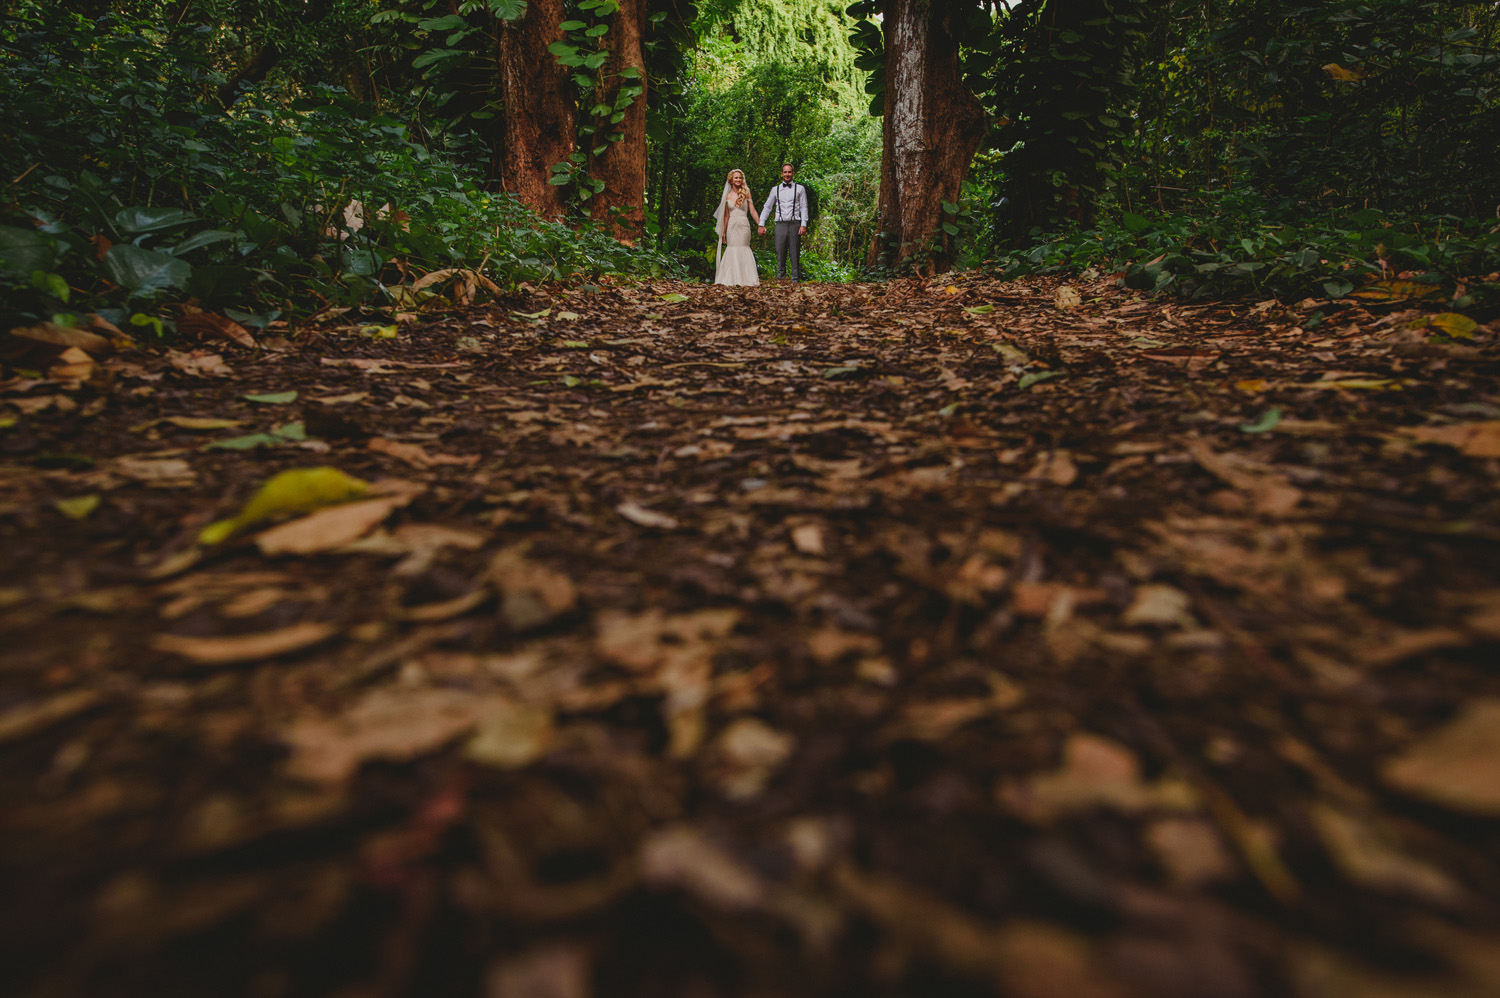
[783, 182, 791, 187]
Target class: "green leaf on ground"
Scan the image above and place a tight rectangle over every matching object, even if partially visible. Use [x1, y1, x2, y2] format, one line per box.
[204, 422, 308, 451]
[1019, 370, 1062, 390]
[54, 495, 100, 520]
[1240, 407, 1283, 433]
[243, 391, 298, 404]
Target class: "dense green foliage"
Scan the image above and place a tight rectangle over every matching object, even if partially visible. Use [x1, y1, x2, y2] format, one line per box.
[944, 0, 1500, 301]
[0, 2, 674, 334]
[652, 0, 881, 278]
[4, 0, 1499, 327]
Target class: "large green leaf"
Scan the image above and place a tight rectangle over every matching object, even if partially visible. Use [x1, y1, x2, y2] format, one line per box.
[114, 206, 198, 234]
[104, 245, 191, 295]
[167, 230, 239, 255]
[488, 0, 528, 19]
[417, 13, 465, 30]
[0, 226, 56, 276]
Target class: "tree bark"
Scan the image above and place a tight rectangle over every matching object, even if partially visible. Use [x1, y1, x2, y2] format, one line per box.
[492, 0, 574, 221]
[588, 0, 648, 243]
[868, 0, 987, 274]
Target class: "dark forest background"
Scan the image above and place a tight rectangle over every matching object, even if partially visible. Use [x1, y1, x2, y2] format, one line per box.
[3, 0, 1499, 331]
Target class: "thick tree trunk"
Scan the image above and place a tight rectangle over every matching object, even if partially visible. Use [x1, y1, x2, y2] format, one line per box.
[868, 0, 987, 274]
[588, 0, 648, 243]
[492, 0, 574, 221]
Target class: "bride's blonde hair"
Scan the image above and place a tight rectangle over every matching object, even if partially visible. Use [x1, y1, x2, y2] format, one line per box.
[725, 168, 753, 208]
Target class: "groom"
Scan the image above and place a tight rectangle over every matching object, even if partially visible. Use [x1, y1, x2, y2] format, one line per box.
[758, 163, 808, 282]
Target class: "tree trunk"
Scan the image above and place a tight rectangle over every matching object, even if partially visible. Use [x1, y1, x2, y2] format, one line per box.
[492, 0, 574, 221]
[868, 0, 987, 274]
[588, 0, 648, 243]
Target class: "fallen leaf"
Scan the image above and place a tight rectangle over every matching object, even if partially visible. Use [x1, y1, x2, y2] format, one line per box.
[54, 495, 100, 519]
[616, 500, 678, 530]
[1402, 421, 1500, 459]
[0, 688, 104, 744]
[490, 547, 577, 631]
[113, 457, 196, 486]
[640, 825, 765, 911]
[998, 732, 1196, 822]
[242, 390, 298, 404]
[282, 687, 504, 783]
[167, 350, 233, 377]
[255, 496, 406, 555]
[1122, 583, 1194, 628]
[179, 310, 255, 349]
[708, 718, 795, 800]
[1382, 700, 1500, 816]
[48, 346, 94, 384]
[1054, 285, 1082, 309]
[153, 621, 338, 665]
[1145, 817, 1237, 888]
[199, 467, 369, 545]
[790, 523, 826, 555]
[1309, 802, 1462, 904]
[367, 437, 477, 468]
[466, 702, 555, 769]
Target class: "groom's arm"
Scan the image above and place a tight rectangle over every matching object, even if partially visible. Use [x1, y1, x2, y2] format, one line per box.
[759, 190, 776, 232]
[797, 185, 808, 234]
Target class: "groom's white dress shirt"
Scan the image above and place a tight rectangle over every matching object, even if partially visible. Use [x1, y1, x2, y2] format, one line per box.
[761, 182, 808, 226]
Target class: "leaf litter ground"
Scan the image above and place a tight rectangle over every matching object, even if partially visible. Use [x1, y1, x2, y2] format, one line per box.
[4, 274, 1500, 998]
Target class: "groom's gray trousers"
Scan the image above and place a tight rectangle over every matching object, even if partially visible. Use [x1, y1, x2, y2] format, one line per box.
[774, 221, 801, 281]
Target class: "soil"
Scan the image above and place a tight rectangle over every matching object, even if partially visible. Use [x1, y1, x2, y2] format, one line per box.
[3, 274, 1500, 998]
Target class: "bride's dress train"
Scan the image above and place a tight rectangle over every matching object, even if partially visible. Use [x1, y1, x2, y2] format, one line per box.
[714, 199, 759, 286]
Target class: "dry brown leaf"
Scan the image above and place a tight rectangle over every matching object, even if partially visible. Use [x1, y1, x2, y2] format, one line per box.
[48, 346, 94, 384]
[367, 437, 477, 468]
[1382, 700, 1500, 816]
[466, 702, 555, 769]
[7, 321, 113, 356]
[1145, 817, 1237, 888]
[1401, 421, 1500, 459]
[790, 522, 826, 555]
[282, 687, 505, 783]
[615, 500, 678, 530]
[0, 688, 104, 744]
[1122, 583, 1195, 628]
[166, 350, 233, 377]
[640, 825, 766, 911]
[255, 496, 405, 555]
[707, 718, 794, 800]
[177, 309, 255, 349]
[1308, 802, 1462, 904]
[1188, 439, 1302, 516]
[112, 456, 196, 486]
[999, 733, 1196, 822]
[153, 621, 337, 665]
[490, 547, 577, 631]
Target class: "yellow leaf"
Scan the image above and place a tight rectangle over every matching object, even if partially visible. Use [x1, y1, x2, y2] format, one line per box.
[199, 466, 369, 545]
[1322, 63, 1363, 82]
[1348, 280, 1443, 302]
[1235, 378, 1269, 393]
[1300, 378, 1405, 391]
[1428, 312, 1478, 339]
[359, 324, 398, 339]
[54, 495, 100, 519]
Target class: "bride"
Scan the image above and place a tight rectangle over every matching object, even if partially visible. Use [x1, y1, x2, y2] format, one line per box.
[713, 168, 760, 286]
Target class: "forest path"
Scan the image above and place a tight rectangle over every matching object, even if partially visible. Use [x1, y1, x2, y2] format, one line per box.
[4, 274, 1500, 996]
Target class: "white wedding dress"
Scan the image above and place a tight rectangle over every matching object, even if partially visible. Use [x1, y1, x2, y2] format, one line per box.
[714, 196, 759, 286]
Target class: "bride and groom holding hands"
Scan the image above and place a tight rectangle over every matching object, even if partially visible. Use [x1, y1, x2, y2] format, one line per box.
[713, 163, 809, 286]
